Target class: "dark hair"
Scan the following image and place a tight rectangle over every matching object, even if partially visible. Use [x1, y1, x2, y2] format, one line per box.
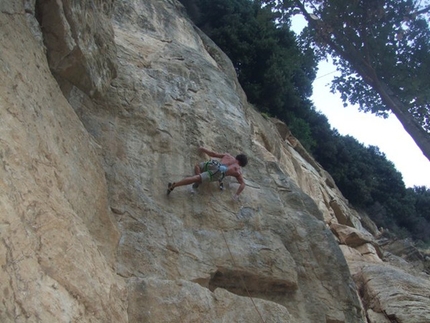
[236, 154, 248, 167]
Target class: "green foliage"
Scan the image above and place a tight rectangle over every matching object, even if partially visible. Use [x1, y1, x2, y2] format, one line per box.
[260, 112, 272, 120]
[290, 0, 430, 161]
[182, 0, 317, 120]
[312, 132, 430, 242]
[298, 0, 430, 129]
[412, 186, 430, 222]
[286, 112, 316, 151]
[406, 186, 430, 241]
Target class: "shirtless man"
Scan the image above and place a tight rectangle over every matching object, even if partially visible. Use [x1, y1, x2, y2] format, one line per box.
[167, 147, 248, 200]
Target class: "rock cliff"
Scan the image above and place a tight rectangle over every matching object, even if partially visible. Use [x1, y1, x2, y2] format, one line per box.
[0, 0, 429, 322]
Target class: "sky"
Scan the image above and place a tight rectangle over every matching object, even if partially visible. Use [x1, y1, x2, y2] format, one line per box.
[292, 16, 430, 188]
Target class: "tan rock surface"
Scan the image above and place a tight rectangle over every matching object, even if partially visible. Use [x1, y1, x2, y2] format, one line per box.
[127, 278, 297, 323]
[1, 0, 429, 322]
[356, 264, 430, 323]
[36, 0, 117, 96]
[331, 223, 375, 247]
[0, 7, 126, 323]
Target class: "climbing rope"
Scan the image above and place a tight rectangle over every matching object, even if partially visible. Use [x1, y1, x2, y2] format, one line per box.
[210, 188, 266, 323]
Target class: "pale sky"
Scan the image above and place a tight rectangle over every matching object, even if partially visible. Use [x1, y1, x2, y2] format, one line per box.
[292, 16, 430, 188]
[313, 60, 430, 188]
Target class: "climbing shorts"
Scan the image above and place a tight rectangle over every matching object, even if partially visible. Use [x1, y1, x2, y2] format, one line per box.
[199, 160, 225, 182]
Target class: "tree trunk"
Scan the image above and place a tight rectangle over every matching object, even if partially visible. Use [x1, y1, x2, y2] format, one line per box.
[373, 80, 430, 162]
[294, 0, 430, 162]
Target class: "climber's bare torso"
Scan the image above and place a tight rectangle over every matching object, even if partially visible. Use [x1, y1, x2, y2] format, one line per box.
[220, 154, 243, 179]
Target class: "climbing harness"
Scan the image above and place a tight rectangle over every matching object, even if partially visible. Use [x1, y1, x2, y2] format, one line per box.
[202, 160, 227, 189]
[202, 160, 226, 181]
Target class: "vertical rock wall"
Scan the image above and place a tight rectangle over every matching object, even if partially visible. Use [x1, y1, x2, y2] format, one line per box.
[64, 1, 364, 322]
[0, 3, 126, 322]
[35, 0, 117, 96]
[1, 0, 429, 323]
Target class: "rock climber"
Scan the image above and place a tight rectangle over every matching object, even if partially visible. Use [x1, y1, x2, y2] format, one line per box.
[167, 146, 248, 200]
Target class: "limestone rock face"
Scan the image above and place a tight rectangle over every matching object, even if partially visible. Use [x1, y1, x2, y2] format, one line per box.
[67, 1, 363, 321]
[356, 264, 430, 323]
[127, 278, 297, 323]
[35, 0, 117, 96]
[0, 4, 125, 323]
[1, 0, 429, 323]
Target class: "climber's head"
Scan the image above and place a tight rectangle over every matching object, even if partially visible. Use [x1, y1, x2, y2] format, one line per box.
[236, 154, 248, 167]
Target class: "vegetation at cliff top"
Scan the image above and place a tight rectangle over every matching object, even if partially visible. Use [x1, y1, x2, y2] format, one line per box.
[179, 0, 430, 245]
[267, 0, 430, 162]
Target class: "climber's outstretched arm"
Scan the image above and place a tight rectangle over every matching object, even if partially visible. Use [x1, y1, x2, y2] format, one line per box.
[198, 146, 225, 159]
